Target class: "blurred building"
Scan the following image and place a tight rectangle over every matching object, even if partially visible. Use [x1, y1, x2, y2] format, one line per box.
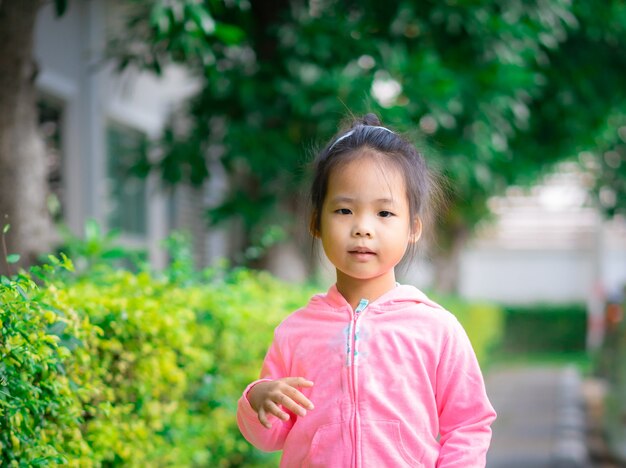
[460, 163, 626, 306]
[34, 0, 229, 270]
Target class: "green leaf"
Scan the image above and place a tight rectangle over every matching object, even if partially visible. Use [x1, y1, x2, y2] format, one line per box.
[58, 252, 75, 272]
[152, 57, 162, 75]
[41, 303, 66, 317]
[54, 0, 68, 17]
[150, 3, 171, 36]
[101, 248, 128, 260]
[214, 24, 245, 44]
[58, 335, 83, 351]
[47, 254, 61, 266]
[15, 285, 29, 301]
[187, 5, 216, 36]
[47, 321, 68, 337]
[7, 254, 20, 264]
[30, 456, 68, 466]
[84, 219, 101, 242]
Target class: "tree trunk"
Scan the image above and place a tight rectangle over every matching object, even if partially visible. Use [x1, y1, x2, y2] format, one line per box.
[431, 224, 470, 295]
[0, 1, 53, 275]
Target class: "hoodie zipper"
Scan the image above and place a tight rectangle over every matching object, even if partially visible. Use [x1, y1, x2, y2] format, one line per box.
[349, 298, 368, 468]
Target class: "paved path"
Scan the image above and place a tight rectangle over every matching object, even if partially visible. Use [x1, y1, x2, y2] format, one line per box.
[486, 365, 590, 468]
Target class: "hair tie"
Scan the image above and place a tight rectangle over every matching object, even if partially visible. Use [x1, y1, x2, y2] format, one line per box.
[328, 126, 395, 151]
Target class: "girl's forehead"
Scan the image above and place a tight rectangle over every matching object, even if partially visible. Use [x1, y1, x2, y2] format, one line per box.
[327, 153, 407, 199]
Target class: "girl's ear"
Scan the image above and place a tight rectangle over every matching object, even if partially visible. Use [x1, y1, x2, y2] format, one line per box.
[409, 217, 422, 244]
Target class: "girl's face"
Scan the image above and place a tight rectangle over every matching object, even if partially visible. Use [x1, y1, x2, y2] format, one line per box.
[318, 152, 420, 295]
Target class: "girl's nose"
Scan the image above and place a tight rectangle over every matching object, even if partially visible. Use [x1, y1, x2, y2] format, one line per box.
[352, 221, 373, 238]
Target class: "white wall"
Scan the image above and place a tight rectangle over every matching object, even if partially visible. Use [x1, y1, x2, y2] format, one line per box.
[456, 167, 626, 305]
[459, 247, 595, 304]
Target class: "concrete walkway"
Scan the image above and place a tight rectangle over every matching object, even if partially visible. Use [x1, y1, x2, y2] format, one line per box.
[486, 365, 590, 468]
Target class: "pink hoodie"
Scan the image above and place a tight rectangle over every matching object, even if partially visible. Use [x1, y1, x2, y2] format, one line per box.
[237, 284, 496, 467]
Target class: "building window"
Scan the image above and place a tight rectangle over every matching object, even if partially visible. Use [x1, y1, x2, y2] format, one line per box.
[39, 98, 64, 223]
[106, 123, 148, 236]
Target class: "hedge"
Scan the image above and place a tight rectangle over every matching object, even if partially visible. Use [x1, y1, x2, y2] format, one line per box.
[1, 258, 309, 467]
[498, 303, 587, 354]
[1, 256, 502, 466]
[430, 294, 504, 366]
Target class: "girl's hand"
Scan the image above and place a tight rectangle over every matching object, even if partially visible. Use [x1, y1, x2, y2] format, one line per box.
[247, 377, 315, 429]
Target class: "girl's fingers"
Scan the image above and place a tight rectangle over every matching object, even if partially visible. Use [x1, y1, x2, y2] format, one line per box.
[281, 378, 315, 410]
[283, 377, 314, 388]
[257, 407, 271, 429]
[282, 385, 314, 411]
[266, 401, 290, 421]
[273, 393, 306, 417]
[253, 377, 315, 429]
[292, 389, 315, 411]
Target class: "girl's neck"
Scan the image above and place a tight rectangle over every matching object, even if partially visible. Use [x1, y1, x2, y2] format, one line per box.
[335, 270, 397, 310]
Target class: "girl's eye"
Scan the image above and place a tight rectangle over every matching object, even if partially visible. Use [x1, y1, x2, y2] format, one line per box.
[335, 208, 352, 215]
[379, 211, 394, 218]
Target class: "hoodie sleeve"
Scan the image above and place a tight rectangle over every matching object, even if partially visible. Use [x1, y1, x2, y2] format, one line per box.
[237, 331, 294, 452]
[435, 318, 497, 468]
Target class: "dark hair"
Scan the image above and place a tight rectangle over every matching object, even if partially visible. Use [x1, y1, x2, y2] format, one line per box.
[309, 113, 434, 246]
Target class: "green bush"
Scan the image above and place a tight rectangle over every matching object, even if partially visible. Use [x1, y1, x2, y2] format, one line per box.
[431, 294, 504, 366]
[1, 252, 502, 466]
[1, 257, 314, 467]
[499, 303, 587, 353]
[0, 268, 87, 465]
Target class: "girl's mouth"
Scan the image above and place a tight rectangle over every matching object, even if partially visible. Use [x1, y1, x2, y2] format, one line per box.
[348, 247, 376, 259]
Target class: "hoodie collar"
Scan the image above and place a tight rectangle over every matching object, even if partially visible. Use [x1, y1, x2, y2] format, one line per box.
[316, 283, 441, 312]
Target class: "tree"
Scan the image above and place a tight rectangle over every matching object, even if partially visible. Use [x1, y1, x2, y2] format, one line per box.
[0, 1, 55, 275]
[587, 113, 626, 218]
[4, 1, 626, 290]
[534, 2, 626, 219]
[122, 1, 626, 291]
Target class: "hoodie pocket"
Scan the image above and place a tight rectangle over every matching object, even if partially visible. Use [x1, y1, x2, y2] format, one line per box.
[303, 421, 352, 468]
[361, 420, 425, 467]
[303, 419, 425, 467]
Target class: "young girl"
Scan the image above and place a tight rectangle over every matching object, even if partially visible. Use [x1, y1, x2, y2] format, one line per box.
[237, 114, 496, 467]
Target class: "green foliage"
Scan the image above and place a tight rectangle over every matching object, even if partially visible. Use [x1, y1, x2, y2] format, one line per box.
[431, 294, 504, 366]
[1, 251, 502, 465]
[53, 0, 68, 17]
[55, 219, 146, 276]
[111, 0, 626, 268]
[498, 303, 587, 354]
[598, 297, 626, 463]
[1, 257, 314, 466]
[1, 224, 21, 275]
[519, 1, 626, 219]
[0, 261, 83, 465]
[108, 0, 245, 75]
[581, 112, 626, 218]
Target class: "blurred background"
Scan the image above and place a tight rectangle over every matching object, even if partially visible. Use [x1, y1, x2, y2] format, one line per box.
[1, 0, 626, 466]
